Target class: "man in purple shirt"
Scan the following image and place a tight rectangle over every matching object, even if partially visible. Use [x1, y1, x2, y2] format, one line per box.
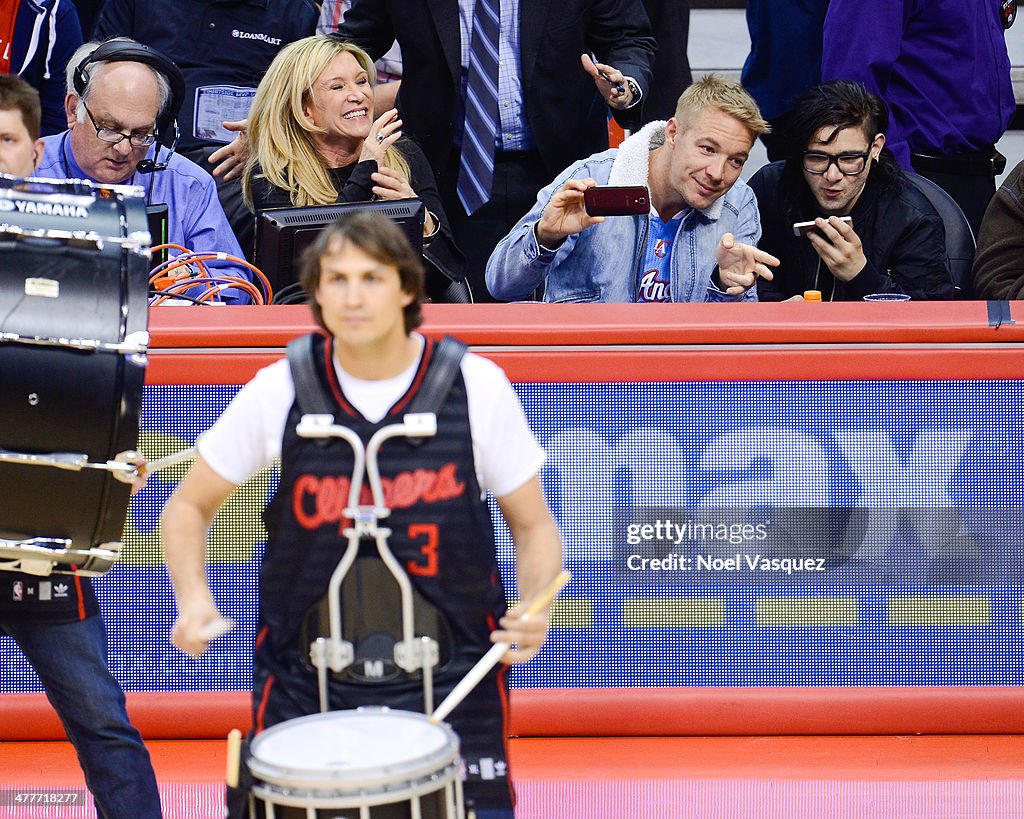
[822, 0, 1015, 235]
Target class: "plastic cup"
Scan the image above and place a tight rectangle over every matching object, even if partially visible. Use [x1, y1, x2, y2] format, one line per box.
[863, 293, 911, 302]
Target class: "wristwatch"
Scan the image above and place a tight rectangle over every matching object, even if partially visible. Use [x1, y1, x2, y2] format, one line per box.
[623, 78, 642, 108]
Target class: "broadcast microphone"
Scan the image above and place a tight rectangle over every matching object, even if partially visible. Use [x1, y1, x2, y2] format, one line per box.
[136, 122, 179, 174]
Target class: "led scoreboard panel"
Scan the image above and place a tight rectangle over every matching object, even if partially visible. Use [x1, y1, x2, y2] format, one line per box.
[3, 303, 1023, 697]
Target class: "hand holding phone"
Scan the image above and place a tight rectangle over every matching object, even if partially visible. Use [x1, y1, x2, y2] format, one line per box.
[793, 216, 852, 237]
[583, 185, 650, 216]
[586, 51, 625, 95]
[795, 215, 866, 283]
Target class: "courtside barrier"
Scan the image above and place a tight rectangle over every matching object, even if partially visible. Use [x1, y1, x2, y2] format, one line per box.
[3, 303, 1023, 738]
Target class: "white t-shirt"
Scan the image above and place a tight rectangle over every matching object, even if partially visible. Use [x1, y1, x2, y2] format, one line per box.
[197, 335, 545, 499]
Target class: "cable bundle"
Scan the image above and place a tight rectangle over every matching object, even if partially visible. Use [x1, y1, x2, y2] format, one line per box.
[148, 243, 273, 305]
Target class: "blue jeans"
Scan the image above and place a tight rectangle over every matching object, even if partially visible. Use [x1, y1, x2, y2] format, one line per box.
[2, 615, 162, 819]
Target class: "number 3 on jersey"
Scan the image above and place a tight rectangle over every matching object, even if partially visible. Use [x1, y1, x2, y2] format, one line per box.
[406, 523, 439, 576]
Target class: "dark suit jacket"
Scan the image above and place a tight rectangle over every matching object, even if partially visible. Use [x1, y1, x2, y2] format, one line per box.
[338, 0, 656, 190]
[642, 0, 692, 123]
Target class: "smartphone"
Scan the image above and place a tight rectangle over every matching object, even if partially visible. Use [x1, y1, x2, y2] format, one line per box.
[793, 216, 852, 237]
[584, 185, 650, 217]
[587, 51, 625, 95]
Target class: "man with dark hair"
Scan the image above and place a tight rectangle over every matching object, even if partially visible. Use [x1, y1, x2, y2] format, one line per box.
[161, 210, 563, 819]
[0, 73, 44, 161]
[0, 73, 162, 819]
[750, 80, 954, 302]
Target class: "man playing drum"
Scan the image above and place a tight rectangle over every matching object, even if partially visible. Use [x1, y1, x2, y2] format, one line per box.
[0, 74, 163, 819]
[160, 209, 563, 818]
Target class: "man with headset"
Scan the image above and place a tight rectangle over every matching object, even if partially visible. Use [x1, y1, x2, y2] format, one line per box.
[0, 73, 163, 819]
[35, 38, 254, 303]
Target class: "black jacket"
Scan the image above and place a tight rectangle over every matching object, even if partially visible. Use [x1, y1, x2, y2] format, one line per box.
[750, 160, 954, 301]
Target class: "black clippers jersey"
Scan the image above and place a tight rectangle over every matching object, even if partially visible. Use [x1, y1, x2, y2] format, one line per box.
[257, 333, 513, 808]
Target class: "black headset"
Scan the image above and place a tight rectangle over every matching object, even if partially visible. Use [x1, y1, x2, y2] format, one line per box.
[72, 39, 186, 169]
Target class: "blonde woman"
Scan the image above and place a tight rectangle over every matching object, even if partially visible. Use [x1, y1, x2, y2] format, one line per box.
[243, 35, 466, 300]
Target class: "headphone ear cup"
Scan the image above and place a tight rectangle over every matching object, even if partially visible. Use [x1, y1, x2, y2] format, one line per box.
[73, 64, 88, 96]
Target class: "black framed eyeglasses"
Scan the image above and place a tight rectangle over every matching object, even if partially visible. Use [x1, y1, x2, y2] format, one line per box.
[802, 149, 872, 175]
[82, 102, 157, 148]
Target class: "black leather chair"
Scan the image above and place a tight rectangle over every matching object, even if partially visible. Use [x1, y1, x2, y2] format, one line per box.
[904, 171, 977, 299]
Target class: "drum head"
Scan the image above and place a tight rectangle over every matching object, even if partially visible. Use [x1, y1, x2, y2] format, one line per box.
[249, 708, 459, 792]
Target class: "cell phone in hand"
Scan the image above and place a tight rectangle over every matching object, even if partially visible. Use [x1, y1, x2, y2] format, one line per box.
[792, 216, 852, 237]
[583, 185, 650, 216]
[587, 51, 625, 95]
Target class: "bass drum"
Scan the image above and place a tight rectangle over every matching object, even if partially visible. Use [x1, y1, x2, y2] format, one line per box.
[0, 180, 150, 573]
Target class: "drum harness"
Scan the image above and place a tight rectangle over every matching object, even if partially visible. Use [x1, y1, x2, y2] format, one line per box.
[287, 333, 468, 717]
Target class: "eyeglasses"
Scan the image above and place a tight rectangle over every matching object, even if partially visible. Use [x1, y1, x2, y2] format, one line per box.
[82, 102, 157, 148]
[802, 149, 872, 175]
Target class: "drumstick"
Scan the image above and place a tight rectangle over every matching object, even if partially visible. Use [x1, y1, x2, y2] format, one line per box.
[226, 728, 242, 788]
[429, 571, 570, 725]
[145, 447, 197, 473]
[198, 617, 235, 642]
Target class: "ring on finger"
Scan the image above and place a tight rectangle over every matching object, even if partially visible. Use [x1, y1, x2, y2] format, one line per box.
[376, 133, 384, 143]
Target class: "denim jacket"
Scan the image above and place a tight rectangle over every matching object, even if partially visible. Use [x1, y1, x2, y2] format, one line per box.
[486, 121, 762, 302]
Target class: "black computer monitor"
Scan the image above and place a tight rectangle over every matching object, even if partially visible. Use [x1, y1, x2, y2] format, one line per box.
[254, 198, 425, 302]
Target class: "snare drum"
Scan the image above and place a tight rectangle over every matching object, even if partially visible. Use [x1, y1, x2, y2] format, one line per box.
[0, 179, 149, 573]
[248, 707, 465, 819]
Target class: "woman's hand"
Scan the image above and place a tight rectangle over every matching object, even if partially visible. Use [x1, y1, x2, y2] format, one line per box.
[360, 108, 403, 164]
[371, 167, 435, 238]
[371, 165, 416, 200]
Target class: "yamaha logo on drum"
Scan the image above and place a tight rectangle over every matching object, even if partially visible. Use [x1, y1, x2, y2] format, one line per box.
[0, 199, 90, 218]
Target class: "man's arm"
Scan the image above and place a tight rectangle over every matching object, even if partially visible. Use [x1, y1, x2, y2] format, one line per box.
[175, 165, 256, 303]
[803, 201, 952, 300]
[875, 209, 954, 300]
[334, 0, 398, 62]
[974, 162, 1024, 299]
[584, 0, 657, 129]
[490, 476, 564, 664]
[485, 162, 603, 300]
[160, 456, 238, 657]
[708, 185, 778, 300]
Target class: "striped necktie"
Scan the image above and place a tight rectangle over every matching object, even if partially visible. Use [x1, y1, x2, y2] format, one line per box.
[456, 0, 501, 216]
